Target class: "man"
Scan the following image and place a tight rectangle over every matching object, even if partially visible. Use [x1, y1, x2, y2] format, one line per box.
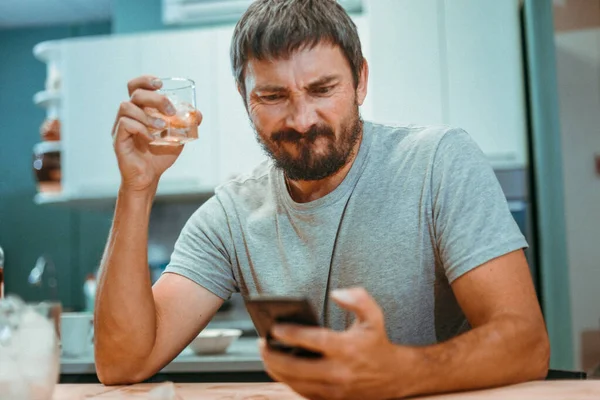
[95, 0, 550, 398]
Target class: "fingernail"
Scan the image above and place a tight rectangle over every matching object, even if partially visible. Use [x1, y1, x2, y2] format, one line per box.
[151, 78, 162, 88]
[152, 118, 166, 129]
[166, 104, 176, 116]
[331, 289, 355, 304]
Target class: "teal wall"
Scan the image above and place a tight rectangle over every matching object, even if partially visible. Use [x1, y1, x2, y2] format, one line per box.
[113, 0, 165, 34]
[112, 0, 221, 34]
[0, 22, 113, 310]
[523, 0, 573, 369]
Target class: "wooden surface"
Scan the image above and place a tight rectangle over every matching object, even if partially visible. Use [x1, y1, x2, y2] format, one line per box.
[52, 380, 600, 399]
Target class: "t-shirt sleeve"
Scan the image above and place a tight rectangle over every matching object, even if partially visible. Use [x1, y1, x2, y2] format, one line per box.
[431, 128, 528, 283]
[163, 195, 237, 300]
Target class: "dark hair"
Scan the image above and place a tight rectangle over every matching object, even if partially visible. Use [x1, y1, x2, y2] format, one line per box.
[231, 0, 364, 98]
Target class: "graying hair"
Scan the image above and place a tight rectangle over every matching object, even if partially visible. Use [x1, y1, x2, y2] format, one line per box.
[231, 0, 364, 98]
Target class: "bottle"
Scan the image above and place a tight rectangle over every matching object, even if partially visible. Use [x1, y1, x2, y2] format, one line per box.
[83, 274, 96, 313]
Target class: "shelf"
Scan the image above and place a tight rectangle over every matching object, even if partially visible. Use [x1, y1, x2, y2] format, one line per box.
[33, 41, 61, 63]
[33, 91, 61, 109]
[33, 186, 214, 209]
[34, 192, 67, 205]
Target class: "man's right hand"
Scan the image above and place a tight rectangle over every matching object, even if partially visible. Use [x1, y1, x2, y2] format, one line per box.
[111, 75, 203, 193]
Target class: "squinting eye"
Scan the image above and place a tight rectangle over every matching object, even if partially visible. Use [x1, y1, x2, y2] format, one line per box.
[261, 94, 283, 102]
[313, 86, 333, 95]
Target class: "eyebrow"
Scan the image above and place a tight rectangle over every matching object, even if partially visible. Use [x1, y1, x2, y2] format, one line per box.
[306, 75, 340, 89]
[253, 74, 341, 93]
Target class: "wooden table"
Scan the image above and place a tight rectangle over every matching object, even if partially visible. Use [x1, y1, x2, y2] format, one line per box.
[52, 380, 600, 399]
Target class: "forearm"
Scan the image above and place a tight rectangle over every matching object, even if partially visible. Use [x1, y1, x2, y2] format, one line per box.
[400, 315, 550, 398]
[94, 185, 158, 383]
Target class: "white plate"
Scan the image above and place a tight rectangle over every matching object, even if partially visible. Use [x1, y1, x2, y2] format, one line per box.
[188, 328, 242, 355]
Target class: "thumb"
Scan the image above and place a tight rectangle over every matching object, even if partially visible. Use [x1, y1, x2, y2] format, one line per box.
[331, 287, 384, 329]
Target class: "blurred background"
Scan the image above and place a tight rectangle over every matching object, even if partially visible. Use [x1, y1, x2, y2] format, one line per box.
[0, 0, 598, 375]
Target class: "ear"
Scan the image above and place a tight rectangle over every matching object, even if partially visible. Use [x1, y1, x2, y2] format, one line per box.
[356, 58, 369, 106]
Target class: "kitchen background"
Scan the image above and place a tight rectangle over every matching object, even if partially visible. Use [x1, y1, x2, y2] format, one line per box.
[0, 0, 598, 375]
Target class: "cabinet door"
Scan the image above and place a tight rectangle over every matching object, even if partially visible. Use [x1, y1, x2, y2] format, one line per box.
[139, 29, 220, 193]
[61, 35, 141, 197]
[352, 13, 373, 121]
[444, 0, 528, 168]
[215, 24, 267, 184]
[367, 0, 445, 126]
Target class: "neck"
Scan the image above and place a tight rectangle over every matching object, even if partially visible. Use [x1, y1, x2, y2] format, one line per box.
[285, 131, 363, 203]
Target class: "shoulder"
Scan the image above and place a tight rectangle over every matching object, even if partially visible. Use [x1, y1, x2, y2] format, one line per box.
[214, 158, 276, 213]
[367, 121, 470, 159]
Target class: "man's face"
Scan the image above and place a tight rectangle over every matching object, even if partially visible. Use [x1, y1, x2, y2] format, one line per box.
[243, 42, 368, 181]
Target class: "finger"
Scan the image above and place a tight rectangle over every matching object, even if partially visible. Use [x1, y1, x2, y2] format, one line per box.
[130, 88, 176, 116]
[194, 109, 203, 126]
[117, 101, 167, 131]
[271, 324, 341, 356]
[330, 287, 384, 329]
[113, 117, 152, 144]
[259, 339, 335, 384]
[127, 75, 162, 97]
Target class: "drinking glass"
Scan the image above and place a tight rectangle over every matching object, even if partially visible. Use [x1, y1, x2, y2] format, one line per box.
[145, 77, 199, 146]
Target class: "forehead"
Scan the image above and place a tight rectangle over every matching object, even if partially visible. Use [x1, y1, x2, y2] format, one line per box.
[245, 43, 352, 90]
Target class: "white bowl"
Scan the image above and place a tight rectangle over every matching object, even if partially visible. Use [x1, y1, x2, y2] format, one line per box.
[188, 329, 242, 355]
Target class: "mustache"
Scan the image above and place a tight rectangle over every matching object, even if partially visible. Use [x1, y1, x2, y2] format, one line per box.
[271, 125, 335, 144]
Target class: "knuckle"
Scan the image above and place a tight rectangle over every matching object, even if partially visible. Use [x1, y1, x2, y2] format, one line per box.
[130, 89, 142, 102]
[118, 101, 130, 114]
[331, 367, 351, 388]
[314, 331, 329, 350]
[117, 116, 129, 128]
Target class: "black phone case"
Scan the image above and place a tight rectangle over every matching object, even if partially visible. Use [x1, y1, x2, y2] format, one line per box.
[245, 296, 323, 358]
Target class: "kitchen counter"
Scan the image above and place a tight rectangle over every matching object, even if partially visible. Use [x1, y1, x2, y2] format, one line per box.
[52, 380, 600, 399]
[61, 338, 263, 375]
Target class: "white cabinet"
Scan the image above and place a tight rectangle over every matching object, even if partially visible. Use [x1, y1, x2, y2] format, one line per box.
[367, 0, 528, 169]
[60, 35, 140, 197]
[367, 0, 446, 126]
[215, 24, 266, 183]
[38, 29, 222, 203]
[33, 2, 529, 206]
[444, 0, 528, 169]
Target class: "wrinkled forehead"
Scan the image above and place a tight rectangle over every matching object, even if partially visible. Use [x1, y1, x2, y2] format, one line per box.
[244, 42, 353, 92]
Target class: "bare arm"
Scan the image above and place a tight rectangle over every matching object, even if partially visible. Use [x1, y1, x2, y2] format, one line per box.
[94, 188, 224, 385]
[261, 250, 550, 400]
[94, 76, 222, 385]
[401, 250, 550, 397]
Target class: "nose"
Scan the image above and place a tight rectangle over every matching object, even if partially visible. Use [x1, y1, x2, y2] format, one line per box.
[286, 95, 318, 134]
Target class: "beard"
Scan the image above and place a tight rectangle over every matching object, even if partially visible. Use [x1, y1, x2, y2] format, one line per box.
[255, 106, 363, 181]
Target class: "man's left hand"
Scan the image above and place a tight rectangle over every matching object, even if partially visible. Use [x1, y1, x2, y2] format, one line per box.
[259, 287, 414, 400]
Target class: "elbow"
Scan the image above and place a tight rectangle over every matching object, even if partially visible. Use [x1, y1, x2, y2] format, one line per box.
[529, 327, 551, 381]
[97, 363, 150, 386]
[97, 368, 143, 386]
[95, 347, 150, 386]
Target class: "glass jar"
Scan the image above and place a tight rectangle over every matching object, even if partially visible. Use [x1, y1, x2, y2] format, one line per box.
[32, 142, 61, 193]
[0, 296, 60, 400]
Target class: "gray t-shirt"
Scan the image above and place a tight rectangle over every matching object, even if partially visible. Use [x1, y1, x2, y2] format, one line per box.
[165, 122, 527, 346]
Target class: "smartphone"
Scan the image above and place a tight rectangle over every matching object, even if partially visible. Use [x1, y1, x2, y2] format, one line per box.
[245, 296, 323, 358]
